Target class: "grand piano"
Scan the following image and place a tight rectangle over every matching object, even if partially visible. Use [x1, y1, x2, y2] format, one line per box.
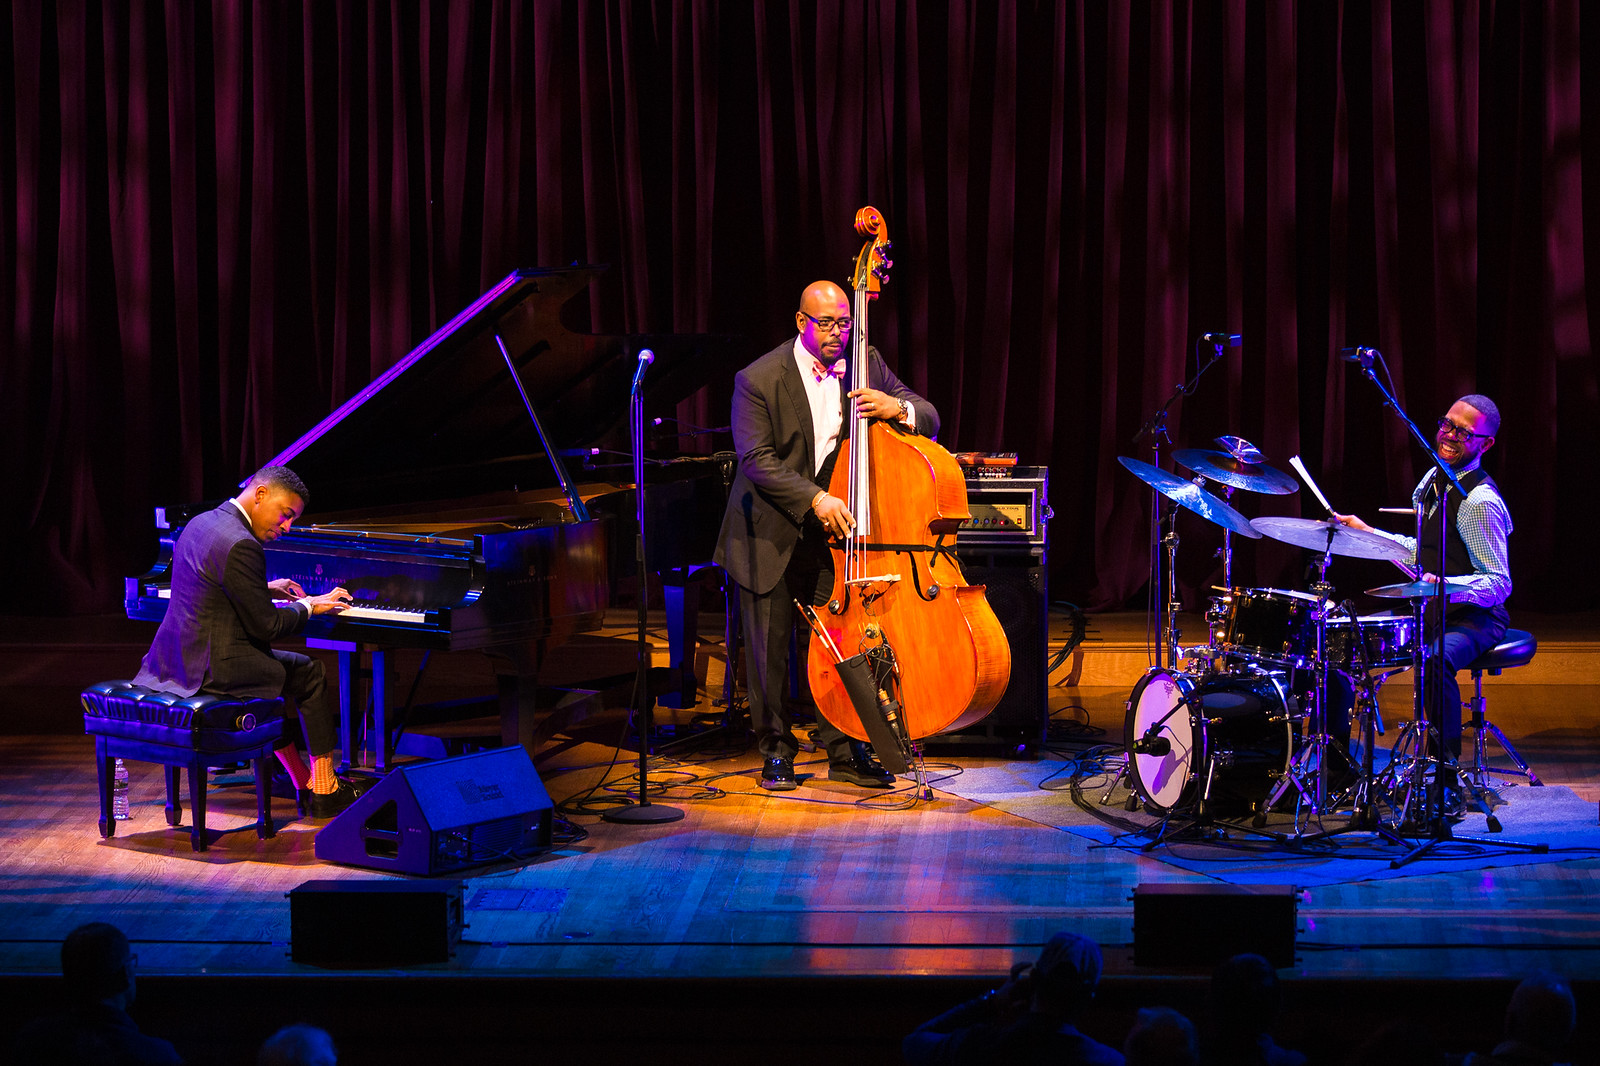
[127, 266, 739, 767]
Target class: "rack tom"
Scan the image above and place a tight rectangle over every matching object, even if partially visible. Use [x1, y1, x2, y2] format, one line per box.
[1217, 587, 1328, 669]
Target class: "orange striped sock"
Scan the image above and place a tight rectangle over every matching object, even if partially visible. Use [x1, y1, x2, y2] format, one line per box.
[309, 754, 339, 794]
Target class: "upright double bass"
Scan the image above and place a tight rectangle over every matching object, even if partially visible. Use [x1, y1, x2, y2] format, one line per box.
[802, 207, 1011, 775]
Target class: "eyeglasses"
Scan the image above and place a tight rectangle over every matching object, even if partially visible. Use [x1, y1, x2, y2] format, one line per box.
[1436, 417, 1492, 442]
[801, 312, 853, 335]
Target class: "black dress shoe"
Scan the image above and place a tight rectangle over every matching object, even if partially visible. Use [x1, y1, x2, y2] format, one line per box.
[829, 742, 895, 788]
[759, 756, 798, 791]
[269, 768, 299, 801]
[299, 780, 364, 819]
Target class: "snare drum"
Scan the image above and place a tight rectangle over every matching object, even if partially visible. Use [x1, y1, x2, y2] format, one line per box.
[1218, 587, 1328, 668]
[1324, 614, 1415, 670]
[1125, 668, 1295, 814]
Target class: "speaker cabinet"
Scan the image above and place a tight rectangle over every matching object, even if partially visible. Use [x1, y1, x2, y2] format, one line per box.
[289, 879, 464, 967]
[1132, 883, 1300, 967]
[314, 746, 552, 875]
[929, 548, 1048, 751]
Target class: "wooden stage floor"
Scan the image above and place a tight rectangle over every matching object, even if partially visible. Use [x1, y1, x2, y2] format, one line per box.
[2, 610, 1598, 1062]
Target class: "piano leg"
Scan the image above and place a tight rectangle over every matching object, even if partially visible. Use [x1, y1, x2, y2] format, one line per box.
[659, 566, 708, 710]
[498, 672, 537, 757]
[336, 647, 356, 774]
[371, 648, 393, 773]
[312, 639, 396, 774]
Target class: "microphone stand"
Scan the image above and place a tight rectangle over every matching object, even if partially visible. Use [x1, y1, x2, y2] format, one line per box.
[603, 351, 684, 826]
[1344, 351, 1541, 865]
[1132, 335, 1232, 668]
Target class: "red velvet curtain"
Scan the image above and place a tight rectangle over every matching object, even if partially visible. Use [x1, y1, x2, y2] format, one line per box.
[3, 1, 1594, 615]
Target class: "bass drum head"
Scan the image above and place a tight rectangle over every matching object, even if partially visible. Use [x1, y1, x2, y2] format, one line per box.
[1125, 669, 1197, 812]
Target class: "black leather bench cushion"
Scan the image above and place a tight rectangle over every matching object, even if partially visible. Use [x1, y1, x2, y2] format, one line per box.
[81, 682, 287, 753]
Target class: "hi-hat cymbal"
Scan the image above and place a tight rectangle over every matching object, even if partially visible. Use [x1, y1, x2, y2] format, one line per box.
[1366, 578, 1474, 599]
[1249, 516, 1409, 560]
[1119, 456, 1261, 538]
[1173, 448, 1299, 495]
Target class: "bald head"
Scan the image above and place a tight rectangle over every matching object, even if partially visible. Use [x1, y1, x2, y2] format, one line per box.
[794, 281, 853, 362]
[798, 280, 848, 316]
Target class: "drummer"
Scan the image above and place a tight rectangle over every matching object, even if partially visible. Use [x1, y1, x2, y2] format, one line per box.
[1332, 394, 1511, 758]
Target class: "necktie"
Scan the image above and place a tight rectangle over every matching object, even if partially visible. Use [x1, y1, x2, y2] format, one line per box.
[811, 356, 846, 383]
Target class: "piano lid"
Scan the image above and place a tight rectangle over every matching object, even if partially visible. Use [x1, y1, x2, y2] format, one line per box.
[264, 266, 740, 516]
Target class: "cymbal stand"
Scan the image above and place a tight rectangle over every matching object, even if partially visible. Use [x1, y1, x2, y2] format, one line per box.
[1162, 506, 1184, 669]
[1257, 537, 1339, 833]
[1132, 335, 1233, 669]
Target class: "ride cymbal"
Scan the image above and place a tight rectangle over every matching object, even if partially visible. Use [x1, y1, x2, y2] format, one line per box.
[1249, 516, 1410, 560]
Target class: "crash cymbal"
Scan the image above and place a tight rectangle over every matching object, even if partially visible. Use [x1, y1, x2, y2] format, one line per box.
[1119, 456, 1262, 538]
[1173, 448, 1300, 495]
[1366, 578, 1474, 599]
[1249, 516, 1410, 560]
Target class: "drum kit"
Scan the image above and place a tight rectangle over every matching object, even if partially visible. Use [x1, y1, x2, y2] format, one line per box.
[1113, 437, 1444, 838]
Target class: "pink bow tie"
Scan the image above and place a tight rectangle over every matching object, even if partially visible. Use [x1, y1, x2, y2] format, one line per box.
[811, 357, 846, 383]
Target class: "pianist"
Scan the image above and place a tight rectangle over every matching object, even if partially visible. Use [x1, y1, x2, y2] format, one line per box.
[132, 465, 363, 818]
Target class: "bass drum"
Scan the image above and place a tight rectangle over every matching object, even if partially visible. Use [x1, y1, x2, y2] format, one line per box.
[1125, 668, 1296, 815]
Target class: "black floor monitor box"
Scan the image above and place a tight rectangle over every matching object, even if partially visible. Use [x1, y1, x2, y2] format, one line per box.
[314, 746, 552, 875]
[290, 879, 464, 967]
[1132, 883, 1300, 967]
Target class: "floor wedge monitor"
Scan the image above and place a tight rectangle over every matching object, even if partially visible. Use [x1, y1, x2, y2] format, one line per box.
[314, 746, 552, 875]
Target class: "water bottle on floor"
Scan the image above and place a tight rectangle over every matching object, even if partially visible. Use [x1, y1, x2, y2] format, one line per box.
[113, 758, 130, 820]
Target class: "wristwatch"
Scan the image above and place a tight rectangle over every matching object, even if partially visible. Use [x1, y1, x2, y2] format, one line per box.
[899, 398, 913, 425]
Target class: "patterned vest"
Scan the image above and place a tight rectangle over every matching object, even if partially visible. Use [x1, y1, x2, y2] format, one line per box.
[1417, 465, 1496, 579]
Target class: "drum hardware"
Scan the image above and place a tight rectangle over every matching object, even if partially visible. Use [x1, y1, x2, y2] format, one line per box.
[1119, 455, 1263, 668]
[1129, 336, 1249, 671]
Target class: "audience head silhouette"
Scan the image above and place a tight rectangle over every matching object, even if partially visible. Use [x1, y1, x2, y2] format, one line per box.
[1124, 1006, 1198, 1066]
[259, 1023, 338, 1066]
[61, 922, 136, 1006]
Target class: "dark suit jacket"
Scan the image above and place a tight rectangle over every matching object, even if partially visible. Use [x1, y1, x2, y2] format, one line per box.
[133, 502, 308, 698]
[714, 338, 939, 594]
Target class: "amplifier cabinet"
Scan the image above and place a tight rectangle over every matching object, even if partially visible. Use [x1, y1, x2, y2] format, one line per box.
[955, 466, 1049, 548]
[934, 545, 1049, 751]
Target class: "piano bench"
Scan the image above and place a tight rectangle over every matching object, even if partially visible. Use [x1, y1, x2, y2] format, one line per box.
[80, 681, 291, 852]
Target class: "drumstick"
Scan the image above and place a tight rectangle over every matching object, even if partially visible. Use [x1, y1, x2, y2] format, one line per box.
[1292, 456, 1419, 579]
[1288, 456, 1336, 517]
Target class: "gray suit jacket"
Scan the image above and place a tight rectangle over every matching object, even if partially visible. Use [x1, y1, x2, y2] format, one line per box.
[133, 503, 308, 698]
[714, 339, 939, 594]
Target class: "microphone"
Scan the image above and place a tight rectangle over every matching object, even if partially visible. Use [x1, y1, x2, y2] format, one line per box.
[630, 348, 655, 393]
[1340, 346, 1378, 368]
[1201, 333, 1242, 347]
[1130, 730, 1172, 757]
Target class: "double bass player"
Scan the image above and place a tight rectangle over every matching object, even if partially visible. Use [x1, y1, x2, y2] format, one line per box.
[714, 280, 939, 791]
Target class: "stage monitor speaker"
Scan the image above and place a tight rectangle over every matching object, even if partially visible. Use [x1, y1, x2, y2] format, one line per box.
[1132, 883, 1300, 967]
[314, 746, 552, 875]
[928, 549, 1048, 750]
[289, 879, 464, 967]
